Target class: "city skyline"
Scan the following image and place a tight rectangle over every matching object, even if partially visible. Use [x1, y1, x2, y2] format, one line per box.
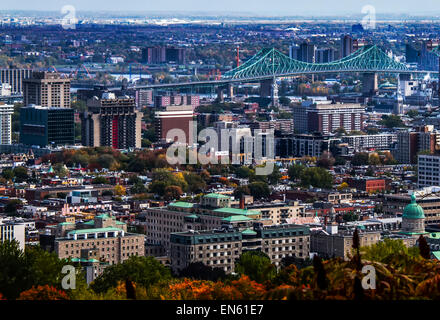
[2, 0, 440, 16]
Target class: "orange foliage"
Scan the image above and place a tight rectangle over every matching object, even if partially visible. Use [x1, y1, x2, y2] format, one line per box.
[166, 275, 267, 300]
[17, 285, 69, 300]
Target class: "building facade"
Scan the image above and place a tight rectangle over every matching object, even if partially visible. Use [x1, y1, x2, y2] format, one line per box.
[0, 103, 13, 144]
[418, 154, 440, 188]
[170, 224, 310, 273]
[20, 105, 75, 147]
[342, 133, 397, 152]
[293, 102, 365, 134]
[0, 69, 32, 94]
[81, 93, 142, 149]
[54, 214, 145, 265]
[23, 72, 71, 108]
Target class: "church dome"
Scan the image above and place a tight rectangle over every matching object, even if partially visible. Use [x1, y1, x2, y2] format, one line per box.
[402, 194, 425, 219]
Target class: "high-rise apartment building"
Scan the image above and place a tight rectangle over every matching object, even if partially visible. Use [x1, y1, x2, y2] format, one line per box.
[289, 42, 316, 62]
[299, 41, 316, 63]
[341, 35, 354, 58]
[81, 93, 142, 149]
[0, 103, 13, 145]
[136, 89, 153, 108]
[23, 71, 71, 108]
[418, 154, 440, 188]
[142, 47, 187, 65]
[393, 126, 440, 164]
[0, 69, 32, 94]
[316, 48, 336, 63]
[292, 102, 365, 134]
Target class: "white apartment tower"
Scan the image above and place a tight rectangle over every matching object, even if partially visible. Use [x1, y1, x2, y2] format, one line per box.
[0, 103, 13, 145]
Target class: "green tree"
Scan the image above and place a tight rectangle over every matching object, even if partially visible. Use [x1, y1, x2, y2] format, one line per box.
[248, 181, 271, 199]
[235, 251, 276, 283]
[184, 172, 206, 193]
[288, 164, 305, 182]
[233, 185, 250, 199]
[1, 168, 14, 180]
[361, 238, 420, 264]
[267, 166, 282, 185]
[92, 176, 109, 184]
[0, 241, 67, 300]
[90, 256, 172, 294]
[5, 199, 21, 216]
[13, 166, 28, 183]
[351, 152, 370, 166]
[235, 166, 253, 179]
[378, 114, 405, 128]
[300, 167, 333, 189]
[130, 182, 147, 194]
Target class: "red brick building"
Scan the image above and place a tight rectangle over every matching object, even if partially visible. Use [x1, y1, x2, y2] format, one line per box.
[346, 177, 386, 193]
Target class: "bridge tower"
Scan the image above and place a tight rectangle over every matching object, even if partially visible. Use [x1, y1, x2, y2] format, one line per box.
[362, 72, 378, 97]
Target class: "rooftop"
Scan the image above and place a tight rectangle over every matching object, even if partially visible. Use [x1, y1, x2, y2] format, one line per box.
[213, 207, 260, 216]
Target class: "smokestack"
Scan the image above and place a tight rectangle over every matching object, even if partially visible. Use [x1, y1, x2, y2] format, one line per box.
[239, 196, 245, 209]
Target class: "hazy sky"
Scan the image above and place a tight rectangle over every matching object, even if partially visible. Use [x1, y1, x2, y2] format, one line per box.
[2, 0, 440, 15]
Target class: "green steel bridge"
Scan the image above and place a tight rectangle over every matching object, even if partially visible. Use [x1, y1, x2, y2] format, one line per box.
[131, 45, 439, 90]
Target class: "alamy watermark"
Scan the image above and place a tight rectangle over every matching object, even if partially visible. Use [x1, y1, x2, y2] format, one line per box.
[361, 265, 376, 290]
[61, 265, 76, 290]
[361, 5, 376, 30]
[61, 5, 78, 30]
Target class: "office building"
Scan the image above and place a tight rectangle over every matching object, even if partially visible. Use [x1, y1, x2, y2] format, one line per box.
[155, 105, 194, 144]
[20, 105, 75, 147]
[0, 103, 13, 144]
[0, 68, 32, 94]
[81, 93, 142, 149]
[23, 72, 71, 108]
[141, 193, 262, 253]
[54, 214, 145, 265]
[170, 224, 310, 273]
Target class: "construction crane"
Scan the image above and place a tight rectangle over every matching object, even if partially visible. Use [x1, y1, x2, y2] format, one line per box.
[68, 64, 92, 79]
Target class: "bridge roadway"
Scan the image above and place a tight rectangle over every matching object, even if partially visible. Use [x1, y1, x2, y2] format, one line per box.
[122, 69, 439, 91]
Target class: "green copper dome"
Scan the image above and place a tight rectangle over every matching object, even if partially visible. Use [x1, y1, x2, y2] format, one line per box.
[402, 194, 425, 219]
